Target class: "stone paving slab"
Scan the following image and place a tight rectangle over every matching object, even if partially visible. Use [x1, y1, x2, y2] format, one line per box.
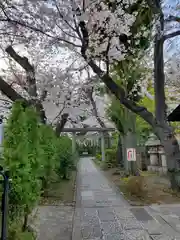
[141, 220, 165, 235]
[145, 205, 180, 237]
[130, 207, 153, 221]
[33, 205, 74, 240]
[98, 208, 116, 222]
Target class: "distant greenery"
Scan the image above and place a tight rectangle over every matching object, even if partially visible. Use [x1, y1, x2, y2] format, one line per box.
[3, 100, 74, 235]
[95, 147, 117, 170]
[107, 84, 154, 145]
[77, 141, 100, 156]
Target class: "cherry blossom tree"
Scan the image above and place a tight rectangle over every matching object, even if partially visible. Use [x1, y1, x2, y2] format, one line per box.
[0, 42, 90, 134]
[165, 47, 180, 89]
[1, 0, 180, 185]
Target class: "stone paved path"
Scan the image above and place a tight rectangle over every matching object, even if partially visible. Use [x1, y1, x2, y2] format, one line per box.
[31, 205, 74, 240]
[72, 157, 180, 240]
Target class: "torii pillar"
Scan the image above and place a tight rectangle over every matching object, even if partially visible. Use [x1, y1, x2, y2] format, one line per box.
[72, 132, 76, 155]
[101, 132, 105, 161]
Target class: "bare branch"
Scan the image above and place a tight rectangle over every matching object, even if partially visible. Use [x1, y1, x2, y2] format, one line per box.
[70, 0, 82, 41]
[40, 89, 48, 102]
[0, 98, 12, 104]
[78, 17, 89, 58]
[55, 21, 80, 40]
[0, 17, 81, 48]
[6, 46, 33, 72]
[164, 30, 180, 41]
[82, 0, 86, 12]
[53, 0, 76, 32]
[0, 76, 27, 103]
[55, 113, 69, 136]
[86, 86, 106, 128]
[105, 38, 111, 75]
[51, 100, 66, 124]
[165, 15, 180, 23]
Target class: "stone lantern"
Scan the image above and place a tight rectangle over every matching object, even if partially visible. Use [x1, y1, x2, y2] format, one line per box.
[145, 133, 161, 172]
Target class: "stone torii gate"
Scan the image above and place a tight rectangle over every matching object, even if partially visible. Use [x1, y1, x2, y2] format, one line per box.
[62, 127, 115, 161]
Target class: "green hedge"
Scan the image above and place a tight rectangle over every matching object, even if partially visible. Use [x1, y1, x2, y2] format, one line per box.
[2, 101, 74, 231]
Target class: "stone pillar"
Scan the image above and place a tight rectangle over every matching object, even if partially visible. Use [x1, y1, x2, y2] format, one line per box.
[72, 132, 76, 155]
[101, 132, 105, 161]
[161, 154, 167, 174]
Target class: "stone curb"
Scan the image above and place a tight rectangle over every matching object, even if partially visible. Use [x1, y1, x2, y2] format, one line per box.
[72, 162, 81, 240]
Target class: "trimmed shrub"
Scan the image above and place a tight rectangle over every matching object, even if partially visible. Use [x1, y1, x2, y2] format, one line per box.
[2, 100, 74, 231]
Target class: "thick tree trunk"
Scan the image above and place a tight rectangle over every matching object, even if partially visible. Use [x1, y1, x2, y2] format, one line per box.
[130, 113, 137, 175]
[121, 134, 131, 174]
[6, 46, 47, 124]
[163, 135, 180, 169]
[154, 34, 166, 125]
[117, 134, 123, 167]
[163, 135, 180, 190]
[126, 130, 137, 175]
[153, 16, 180, 185]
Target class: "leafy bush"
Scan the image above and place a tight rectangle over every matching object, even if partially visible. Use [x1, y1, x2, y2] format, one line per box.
[95, 148, 118, 169]
[2, 101, 74, 232]
[96, 148, 117, 169]
[3, 102, 42, 223]
[96, 153, 102, 161]
[105, 148, 117, 168]
[56, 136, 73, 179]
[8, 221, 35, 240]
[125, 176, 147, 197]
